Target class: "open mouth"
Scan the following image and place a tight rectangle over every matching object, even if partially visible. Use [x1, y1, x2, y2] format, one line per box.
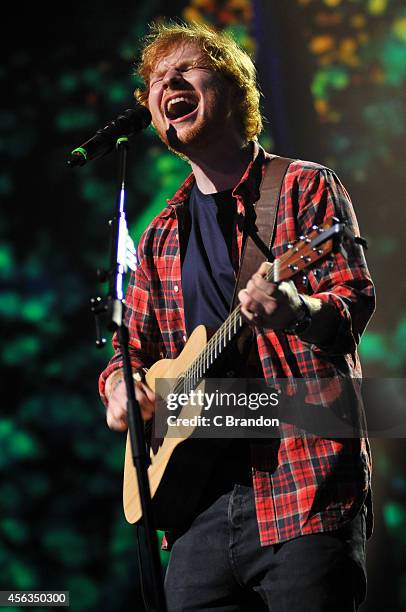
[164, 96, 199, 122]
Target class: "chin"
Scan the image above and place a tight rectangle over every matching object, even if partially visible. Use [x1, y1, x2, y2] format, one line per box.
[166, 120, 220, 157]
[153, 125, 197, 155]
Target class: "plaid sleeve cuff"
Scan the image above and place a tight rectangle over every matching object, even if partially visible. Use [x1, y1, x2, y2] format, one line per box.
[307, 291, 357, 358]
[99, 361, 123, 407]
[98, 349, 145, 407]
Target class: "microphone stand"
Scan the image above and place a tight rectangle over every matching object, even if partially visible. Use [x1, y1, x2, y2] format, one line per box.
[90, 137, 167, 612]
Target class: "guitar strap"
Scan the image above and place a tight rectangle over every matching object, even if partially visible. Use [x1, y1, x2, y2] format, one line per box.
[229, 154, 294, 372]
[230, 154, 294, 311]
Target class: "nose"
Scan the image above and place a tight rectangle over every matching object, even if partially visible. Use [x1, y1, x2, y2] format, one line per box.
[162, 68, 184, 89]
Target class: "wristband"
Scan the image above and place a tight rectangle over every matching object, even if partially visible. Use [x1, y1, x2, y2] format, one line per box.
[284, 294, 312, 335]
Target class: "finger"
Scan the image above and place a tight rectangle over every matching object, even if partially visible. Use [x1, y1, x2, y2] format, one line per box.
[243, 282, 279, 318]
[106, 410, 128, 431]
[238, 288, 263, 315]
[134, 384, 156, 421]
[251, 273, 277, 295]
[137, 381, 157, 403]
[240, 305, 267, 331]
[238, 288, 250, 307]
[247, 275, 277, 298]
[135, 382, 153, 406]
[240, 304, 257, 323]
[257, 261, 273, 277]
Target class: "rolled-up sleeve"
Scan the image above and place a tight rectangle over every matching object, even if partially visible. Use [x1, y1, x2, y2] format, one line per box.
[98, 234, 165, 406]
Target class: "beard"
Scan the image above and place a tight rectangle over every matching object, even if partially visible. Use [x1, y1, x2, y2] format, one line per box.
[154, 85, 232, 159]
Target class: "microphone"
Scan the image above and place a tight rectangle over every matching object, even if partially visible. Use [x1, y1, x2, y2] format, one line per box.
[67, 105, 152, 167]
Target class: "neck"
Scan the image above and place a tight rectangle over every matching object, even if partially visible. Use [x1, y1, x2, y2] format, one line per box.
[188, 139, 255, 194]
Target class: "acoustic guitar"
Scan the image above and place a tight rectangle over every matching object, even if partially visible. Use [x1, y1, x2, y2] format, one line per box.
[122, 217, 361, 530]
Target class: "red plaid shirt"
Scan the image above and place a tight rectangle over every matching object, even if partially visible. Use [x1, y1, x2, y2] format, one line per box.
[99, 144, 375, 546]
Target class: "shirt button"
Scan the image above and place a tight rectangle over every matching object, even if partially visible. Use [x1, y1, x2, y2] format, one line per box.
[174, 284, 179, 292]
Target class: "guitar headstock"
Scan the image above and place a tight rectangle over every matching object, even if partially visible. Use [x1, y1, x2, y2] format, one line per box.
[268, 217, 365, 283]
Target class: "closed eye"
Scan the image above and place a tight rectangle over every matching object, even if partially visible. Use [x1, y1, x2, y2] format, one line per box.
[150, 77, 163, 87]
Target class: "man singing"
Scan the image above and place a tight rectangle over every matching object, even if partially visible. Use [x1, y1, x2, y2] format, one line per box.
[99, 21, 375, 611]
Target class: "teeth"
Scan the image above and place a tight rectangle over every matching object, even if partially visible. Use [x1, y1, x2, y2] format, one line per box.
[167, 96, 195, 111]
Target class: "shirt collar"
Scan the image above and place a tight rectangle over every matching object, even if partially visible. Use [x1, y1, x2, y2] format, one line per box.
[161, 142, 268, 218]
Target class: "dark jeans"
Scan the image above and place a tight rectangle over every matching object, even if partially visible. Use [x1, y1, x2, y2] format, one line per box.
[165, 485, 367, 612]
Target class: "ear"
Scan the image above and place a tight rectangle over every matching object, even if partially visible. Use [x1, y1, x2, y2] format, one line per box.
[225, 83, 244, 128]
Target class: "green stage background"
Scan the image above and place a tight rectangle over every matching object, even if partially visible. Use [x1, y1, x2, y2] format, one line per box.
[1, 1, 405, 610]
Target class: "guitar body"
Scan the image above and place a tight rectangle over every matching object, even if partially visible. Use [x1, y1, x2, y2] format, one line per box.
[123, 325, 229, 530]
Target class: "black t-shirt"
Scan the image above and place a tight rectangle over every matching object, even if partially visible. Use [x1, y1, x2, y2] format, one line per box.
[181, 183, 253, 489]
[181, 183, 237, 337]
